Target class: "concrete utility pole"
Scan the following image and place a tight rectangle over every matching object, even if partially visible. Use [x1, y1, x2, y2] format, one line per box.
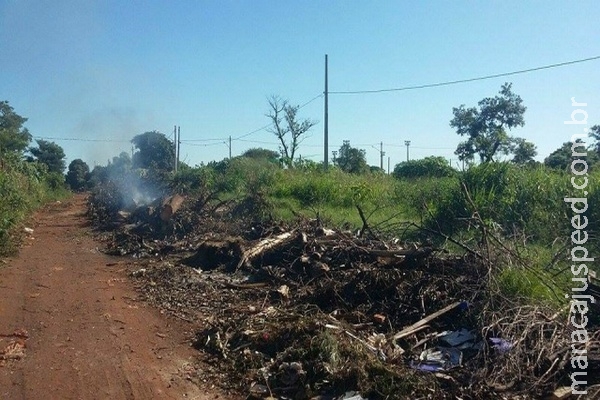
[372, 142, 385, 170]
[387, 156, 390, 174]
[177, 126, 181, 171]
[404, 140, 411, 162]
[324, 54, 329, 171]
[173, 125, 178, 173]
[229, 136, 232, 159]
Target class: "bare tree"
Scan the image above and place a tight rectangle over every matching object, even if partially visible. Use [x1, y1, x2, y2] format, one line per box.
[266, 96, 316, 168]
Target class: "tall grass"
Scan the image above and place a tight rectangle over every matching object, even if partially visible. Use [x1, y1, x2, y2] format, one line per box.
[413, 163, 574, 243]
[0, 153, 68, 255]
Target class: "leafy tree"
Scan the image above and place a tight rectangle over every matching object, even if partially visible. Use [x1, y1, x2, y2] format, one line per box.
[66, 159, 90, 191]
[241, 147, 280, 163]
[544, 140, 599, 170]
[393, 156, 456, 179]
[29, 139, 66, 174]
[294, 158, 321, 171]
[510, 138, 537, 164]
[109, 151, 132, 175]
[131, 131, 174, 171]
[590, 125, 600, 155]
[0, 101, 32, 154]
[266, 96, 317, 168]
[334, 141, 369, 174]
[89, 165, 109, 186]
[451, 83, 526, 163]
[544, 142, 573, 170]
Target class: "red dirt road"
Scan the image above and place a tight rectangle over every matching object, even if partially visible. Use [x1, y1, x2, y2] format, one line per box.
[0, 195, 228, 399]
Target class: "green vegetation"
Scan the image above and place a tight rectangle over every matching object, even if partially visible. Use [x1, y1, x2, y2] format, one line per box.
[0, 101, 32, 154]
[0, 101, 68, 255]
[392, 156, 456, 179]
[333, 141, 369, 174]
[28, 139, 67, 174]
[0, 153, 68, 255]
[66, 159, 91, 192]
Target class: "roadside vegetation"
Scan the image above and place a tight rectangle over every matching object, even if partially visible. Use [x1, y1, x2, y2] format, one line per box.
[0, 101, 69, 255]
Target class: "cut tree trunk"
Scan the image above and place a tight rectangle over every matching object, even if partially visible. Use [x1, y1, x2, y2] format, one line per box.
[160, 194, 186, 222]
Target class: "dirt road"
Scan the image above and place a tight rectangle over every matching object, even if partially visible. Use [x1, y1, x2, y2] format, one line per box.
[0, 195, 228, 399]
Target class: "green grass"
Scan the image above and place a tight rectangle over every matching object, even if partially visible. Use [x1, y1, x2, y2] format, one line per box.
[268, 169, 415, 231]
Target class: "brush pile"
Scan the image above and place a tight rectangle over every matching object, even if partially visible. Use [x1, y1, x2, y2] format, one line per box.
[88, 189, 600, 399]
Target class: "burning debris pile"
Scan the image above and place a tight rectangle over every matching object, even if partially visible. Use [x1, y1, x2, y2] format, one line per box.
[88, 188, 600, 399]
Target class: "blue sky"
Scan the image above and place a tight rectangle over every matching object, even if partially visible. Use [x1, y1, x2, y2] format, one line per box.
[1, 0, 599, 169]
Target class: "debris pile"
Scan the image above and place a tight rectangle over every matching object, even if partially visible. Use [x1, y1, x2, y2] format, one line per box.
[89, 190, 600, 399]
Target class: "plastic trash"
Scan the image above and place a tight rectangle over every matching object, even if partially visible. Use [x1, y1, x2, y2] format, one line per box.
[410, 347, 463, 371]
[439, 328, 475, 347]
[490, 338, 513, 354]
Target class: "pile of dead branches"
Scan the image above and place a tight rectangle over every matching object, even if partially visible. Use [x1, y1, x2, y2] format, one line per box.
[89, 189, 600, 399]
[123, 219, 599, 399]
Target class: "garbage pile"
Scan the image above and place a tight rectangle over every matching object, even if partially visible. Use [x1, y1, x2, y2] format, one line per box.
[89, 190, 600, 399]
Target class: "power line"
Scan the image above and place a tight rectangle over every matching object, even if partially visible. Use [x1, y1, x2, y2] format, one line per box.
[33, 136, 131, 143]
[33, 134, 456, 153]
[330, 55, 600, 95]
[180, 137, 227, 143]
[237, 138, 279, 145]
[180, 141, 223, 147]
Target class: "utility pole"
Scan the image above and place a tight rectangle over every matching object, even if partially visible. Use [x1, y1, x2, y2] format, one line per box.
[372, 142, 385, 170]
[387, 156, 390, 174]
[404, 140, 411, 162]
[324, 54, 329, 171]
[177, 126, 181, 171]
[173, 125, 178, 173]
[229, 135, 232, 159]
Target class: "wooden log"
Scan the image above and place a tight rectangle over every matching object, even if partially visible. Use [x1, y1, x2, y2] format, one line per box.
[160, 194, 186, 221]
[236, 231, 295, 269]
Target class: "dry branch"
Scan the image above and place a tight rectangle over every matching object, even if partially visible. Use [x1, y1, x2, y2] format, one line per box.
[392, 301, 461, 341]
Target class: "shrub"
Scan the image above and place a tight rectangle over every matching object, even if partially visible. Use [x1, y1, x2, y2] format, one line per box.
[393, 156, 457, 179]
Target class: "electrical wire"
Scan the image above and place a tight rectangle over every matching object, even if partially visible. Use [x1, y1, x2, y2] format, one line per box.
[33, 136, 131, 143]
[330, 55, 600, 95]
[180, 141, 224, 147]
[179, 137, 228, 143]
